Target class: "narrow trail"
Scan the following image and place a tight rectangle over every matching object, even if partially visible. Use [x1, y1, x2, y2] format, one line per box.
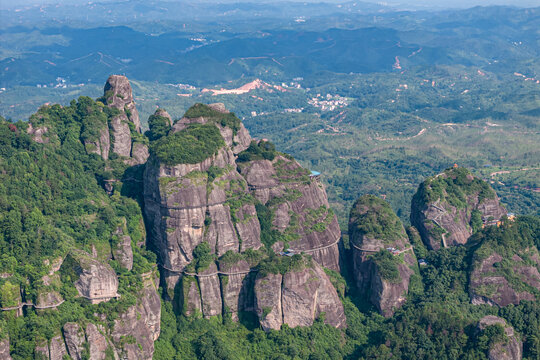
[160, 239, 341, 276]
[1, 300, 65, 311]
[350, 242, 413, 255]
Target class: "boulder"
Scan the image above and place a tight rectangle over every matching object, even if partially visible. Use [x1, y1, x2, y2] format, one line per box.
[63, 322, 85, 360]
[64, 251, 119, 304]
[478, 316, 522, 360]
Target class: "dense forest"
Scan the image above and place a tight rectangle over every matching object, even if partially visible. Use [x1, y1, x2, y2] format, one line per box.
[0, 94, 539, 359]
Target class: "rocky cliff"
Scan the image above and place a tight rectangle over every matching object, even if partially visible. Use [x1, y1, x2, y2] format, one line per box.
[478, 316, 523, 360]
[469, 217, 540, 307]
[349, 195, 418, 316]
[238, 154, 341, 271]
[411, 167, 506, 250]
[144, 103, 341, 282]
[254, 255, 346, 331]
[143, 102, 345, 329]
[0, 335, 11, 360]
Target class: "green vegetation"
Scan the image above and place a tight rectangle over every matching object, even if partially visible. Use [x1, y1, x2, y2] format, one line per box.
[150, 123, 225, 165]
[190, 242, 214, 272]
[470, 216, 540, 299]
[183, 103, 241, 135]
[0, 101, 154, 359]
[370, 250, 401, 282]
[146, 111, 171, 141]
[413, 167, 495, 210]
[237, 140, 277, 162]
[257, 254, 310, 277]
[349, 195, 407, 244]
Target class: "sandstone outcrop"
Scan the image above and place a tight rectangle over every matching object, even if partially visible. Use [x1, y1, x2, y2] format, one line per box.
[112, 219, 134, 271]
[469, 218, 540, 307]
[111, 274, 161, 359]
[104, 75, 141, 132]
[255, 257, 345, 330]
[86, 323, 118, 360]
[411, 167, 506, 250]
[63, 251, 119, 304]
[144, 102, 345, 330]
[349, 195, 417, 316]
[238, 155, 341, 271]
[478, 316, 522, 360]
[49, 334, 68, 360]
[0, 336, 11, 360]
[83, 125, 110, 160]
[219, 258, 254, 321]
[63, 323, 85, 360]
[102, 75, 148, 165]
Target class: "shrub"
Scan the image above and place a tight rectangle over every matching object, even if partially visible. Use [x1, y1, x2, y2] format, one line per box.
[150, 123, 225, 165]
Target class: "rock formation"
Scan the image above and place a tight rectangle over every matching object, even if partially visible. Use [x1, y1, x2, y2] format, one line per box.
[86, 323, 118, 360]
[48, 334, 68, 360]
[478, 316, 522, 360]
[0, 336, 11, 360]
[349, 195, 417, 316]
[143, 102, 345, 330]
[63, 323, 85, 360]
[62, 250, 119, 304]
[111, 274, 161, 359]
[103, 75, 141, 132]
[469, 217, 540, 307]
[255, 256, 346, 331]
[112, 219, 134, 271]
[238, 155, 341, 271]
[97, 75, 149, 165]
[411, 167, 506, 250]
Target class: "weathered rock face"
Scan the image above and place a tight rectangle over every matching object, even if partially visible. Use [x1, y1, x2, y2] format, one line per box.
[478, 316, 522, 360]
[111, 274, 161, 360]
[63, 322, 85, 360]
[36, 289, 63, 309]
[219, 259, 254, 321]
[131, 142, 150, 165]
[238, 155, 341, 271]
[469, 217, 540, 308]
[26, 123, 49, 144]
[0, 336, 12, 360]
[144, 147, 259, 289]
[104, 75, 141, 132]
[101, 75, 149, 165]
[143, 102, 345, 331]
[411, 167, 506, 250]
[110, 113, 133, 158]
[112, 220, 134, 271]
[64, 251, 119, 304]
[86, 323, 118, 360]
[255, 272, 283, 331]
[470, 251, 540, 307]
[255, 259, 345, 331]
[144, 108, 263, 290]
[349, 195, 417, 317]
[49, 334, 68, 360]
[83, 125, 110, 160]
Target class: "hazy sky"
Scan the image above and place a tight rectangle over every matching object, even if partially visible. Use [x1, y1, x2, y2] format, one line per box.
[2, 0, 539, 9]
